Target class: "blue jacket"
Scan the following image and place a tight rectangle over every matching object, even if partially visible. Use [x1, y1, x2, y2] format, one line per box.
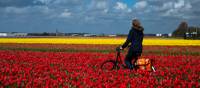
[122, 26, 144, 53]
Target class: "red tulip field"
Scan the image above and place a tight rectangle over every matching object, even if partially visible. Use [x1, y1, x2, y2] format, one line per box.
[0, 44, 200, 87]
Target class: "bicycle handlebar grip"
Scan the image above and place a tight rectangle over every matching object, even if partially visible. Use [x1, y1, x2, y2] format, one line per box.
[116, 47, 121, 52]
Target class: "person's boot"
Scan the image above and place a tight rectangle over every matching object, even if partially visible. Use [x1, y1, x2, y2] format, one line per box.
[122, 64, 128, 69]
[130, 64, 134, 70]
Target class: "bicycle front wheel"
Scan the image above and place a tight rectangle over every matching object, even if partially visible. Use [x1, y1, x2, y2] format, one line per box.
[152, 66, 156, 72]
[101, 60, 118, 71]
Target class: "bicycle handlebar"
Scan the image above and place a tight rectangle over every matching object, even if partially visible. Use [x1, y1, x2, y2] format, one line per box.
[116, 47, 121, 52]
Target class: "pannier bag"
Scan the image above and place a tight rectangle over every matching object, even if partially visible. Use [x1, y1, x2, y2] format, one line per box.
[135, 58, 153, 72]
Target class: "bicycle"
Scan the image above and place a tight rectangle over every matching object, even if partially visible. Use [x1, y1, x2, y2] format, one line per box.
[101, 47, 156, 72]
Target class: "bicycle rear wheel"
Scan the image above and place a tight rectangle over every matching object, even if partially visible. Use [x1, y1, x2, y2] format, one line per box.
[101, 60, 118, 71]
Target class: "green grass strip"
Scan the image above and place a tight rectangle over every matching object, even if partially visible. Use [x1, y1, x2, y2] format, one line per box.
[0, 47, 199, 56]
[0, 47, 113, 53]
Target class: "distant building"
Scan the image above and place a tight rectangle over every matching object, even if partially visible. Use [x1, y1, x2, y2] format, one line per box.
[184, 26, 200, 39]
[56, 33, 65, 36]
[12, 33, 28, 36]
[156, 34, 162, 37]
[168, 33, 172, 37]
[83, 34, 97, 37]
[71, 34, 79, 36]
[0, 32, 28, 37]
[108, 35, 117, 37]
[0, 33, 8, 36]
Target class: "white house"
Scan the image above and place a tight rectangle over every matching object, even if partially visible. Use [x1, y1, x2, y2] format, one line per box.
[156, 34, 162, 37]
[108, 35, 117, 37]
[168, 33, 172, 37]
[0, 33, 28, 37]
[12, 33, 28, 36]
[0, 33, 8, 36]
[83, 34, 96, 37]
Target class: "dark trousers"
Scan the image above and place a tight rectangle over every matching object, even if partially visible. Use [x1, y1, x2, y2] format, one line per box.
[124, 48, 141, 70]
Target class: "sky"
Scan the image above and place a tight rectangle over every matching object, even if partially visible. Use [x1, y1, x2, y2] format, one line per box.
[0, 0, 199, 34]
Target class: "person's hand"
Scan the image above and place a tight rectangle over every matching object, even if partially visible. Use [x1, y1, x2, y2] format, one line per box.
[119, 46, 123, 50]
[116, 46, 122, 52]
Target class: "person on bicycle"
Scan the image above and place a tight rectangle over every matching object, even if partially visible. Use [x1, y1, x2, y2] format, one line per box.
[119, 19, 144, 70]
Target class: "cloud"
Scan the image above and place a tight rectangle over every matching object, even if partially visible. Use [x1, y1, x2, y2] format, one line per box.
[34, 0, 81, 6]
[83, 0, 111, 22]
[33, 0, 53, 5]
[3, 5, 53, 15]
[134, 1, 148, 9]
[96, 1, 107, 9]
[88, 0, 109, 12]
[59, 9, 72, 18]
[114, 2, 127, 10]
[114, 2, 132, 13]
[5, 6, 28, 14]
[174, 0, 185, 9]
[0, 0, 199, 34]
[0, 0, 43, 7]
[131, 0, 195, 20]
[160, 0, 193, 19]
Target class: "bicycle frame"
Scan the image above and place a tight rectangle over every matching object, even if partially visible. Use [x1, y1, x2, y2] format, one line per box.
[115, 51, 123, 65]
